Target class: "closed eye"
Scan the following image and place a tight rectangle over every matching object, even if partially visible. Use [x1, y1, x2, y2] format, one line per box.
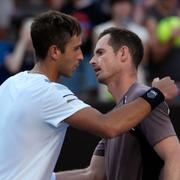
[95, 48, 105, 57]
[73, 45, 81, 52]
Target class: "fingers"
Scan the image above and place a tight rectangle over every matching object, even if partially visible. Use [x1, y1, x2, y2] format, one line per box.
[153, 77, 160, 82]
[152, 76, 174, 86]
[162, 77, 175, 85]
[152, 76, 178, 101]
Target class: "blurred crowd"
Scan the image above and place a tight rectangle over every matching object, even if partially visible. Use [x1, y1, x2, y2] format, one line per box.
[0, 0, 180, 103]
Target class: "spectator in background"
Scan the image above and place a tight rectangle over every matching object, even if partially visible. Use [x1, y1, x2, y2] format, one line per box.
[0, 0, 14, 40]
[12, 0, 47, 18]
[145, 0, 180, 103]
[132, 0, 158, 26]
[0, 0, 15, 84]
[0, 19, 35, 84]
[45, 0, 65, 10]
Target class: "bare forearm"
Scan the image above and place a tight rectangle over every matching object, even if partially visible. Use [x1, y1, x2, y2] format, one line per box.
[5, 39, 27, 73]
[55, 168, 94, 180]
[67, 77, 177, 138]
[160, 158, 180, 180]
[102, 98, 151, 137]
[55, 156, 106, 180]
[155, 137, 180, 180]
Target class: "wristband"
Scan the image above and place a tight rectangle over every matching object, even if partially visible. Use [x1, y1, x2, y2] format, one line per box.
[141, 87, 165, 110]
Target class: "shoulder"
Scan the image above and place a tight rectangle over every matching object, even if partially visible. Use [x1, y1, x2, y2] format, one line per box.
[136, 87, 175, 146]
[51, 82, 78, 101]
[127, 83, 150, 101]
[127, 83, 169, 117]
[132, 83, 169, 113]
[51, 82, 90, 109]
[52, 82, 74, 95]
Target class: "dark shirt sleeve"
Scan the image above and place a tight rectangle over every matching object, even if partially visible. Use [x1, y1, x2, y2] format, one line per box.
[93, 139, 106, 156]
[139, 102, 176, 146]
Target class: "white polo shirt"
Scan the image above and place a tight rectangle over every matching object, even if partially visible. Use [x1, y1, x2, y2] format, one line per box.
[0, 71, 89, 180]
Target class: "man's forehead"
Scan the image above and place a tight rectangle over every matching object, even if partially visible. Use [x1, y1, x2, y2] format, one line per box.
[67, 34, 82, 45]
[95, 34, 110, 51]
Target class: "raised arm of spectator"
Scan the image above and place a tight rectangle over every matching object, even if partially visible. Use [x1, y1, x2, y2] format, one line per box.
[5, 19, 33, 73]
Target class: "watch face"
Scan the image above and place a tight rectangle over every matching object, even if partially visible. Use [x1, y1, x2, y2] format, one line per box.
[147, 90, 158, 99]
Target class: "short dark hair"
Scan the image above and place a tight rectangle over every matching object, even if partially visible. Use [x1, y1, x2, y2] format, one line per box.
[98, 27, 144, 68]
[31, 10, 81, 60]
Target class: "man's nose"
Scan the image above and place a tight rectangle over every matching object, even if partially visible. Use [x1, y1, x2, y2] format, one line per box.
[78, 50, 84, 61]
[89, 56, 95, 65]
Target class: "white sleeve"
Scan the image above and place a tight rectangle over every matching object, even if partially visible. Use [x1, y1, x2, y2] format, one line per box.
[51, 173, 56, 180]
[42, 83, 90, 127]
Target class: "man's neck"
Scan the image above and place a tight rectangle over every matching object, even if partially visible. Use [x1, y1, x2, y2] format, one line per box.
[107, 75, 137, 104]
[30, 62, 59, 82]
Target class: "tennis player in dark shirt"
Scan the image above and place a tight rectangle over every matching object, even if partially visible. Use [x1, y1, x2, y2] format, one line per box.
[56, 27, 180, 180]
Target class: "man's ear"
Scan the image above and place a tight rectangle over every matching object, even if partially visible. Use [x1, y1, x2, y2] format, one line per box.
[118, 46, 129, 62]
[48, 45, 61, 61]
